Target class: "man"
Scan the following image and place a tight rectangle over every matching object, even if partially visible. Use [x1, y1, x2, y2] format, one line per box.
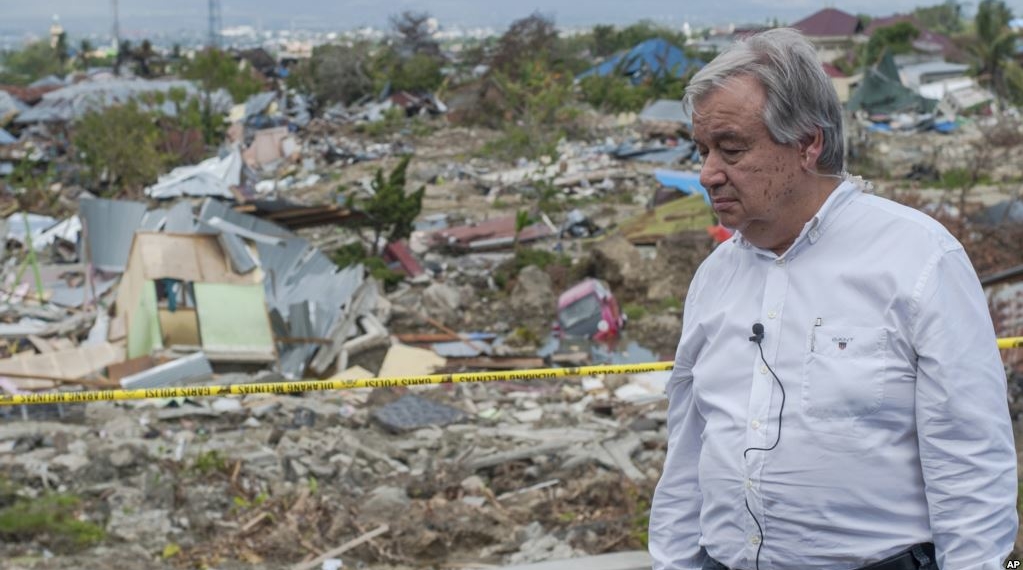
[649, 28, 1017, 570]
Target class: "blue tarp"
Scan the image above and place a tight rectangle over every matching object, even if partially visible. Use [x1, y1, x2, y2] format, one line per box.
[0, 129, 16, 145]
[577, 38, 703, 84]
[654, 169, 709, 205]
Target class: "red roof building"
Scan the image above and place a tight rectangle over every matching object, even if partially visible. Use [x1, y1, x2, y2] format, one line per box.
[792, 8, 863, 38]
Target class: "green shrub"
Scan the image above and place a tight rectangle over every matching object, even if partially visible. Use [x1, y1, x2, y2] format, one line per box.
[0, 493, 105, 552]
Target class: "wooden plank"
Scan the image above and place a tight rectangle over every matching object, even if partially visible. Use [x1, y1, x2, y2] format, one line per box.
[0, 343, 124, 381]
[107, 355, 156, 383]
[159, 308, 201, 346]
[442, 357, 544, 370]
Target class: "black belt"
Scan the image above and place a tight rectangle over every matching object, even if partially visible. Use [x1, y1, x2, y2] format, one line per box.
[858, 543, 936, 570]
[707, 543, 936, 570]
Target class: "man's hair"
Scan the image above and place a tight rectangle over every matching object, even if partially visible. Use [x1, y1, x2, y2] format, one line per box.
[684, 27, 844, 174]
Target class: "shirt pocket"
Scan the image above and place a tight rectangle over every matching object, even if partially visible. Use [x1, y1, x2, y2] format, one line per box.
[802, 325, 887, 419]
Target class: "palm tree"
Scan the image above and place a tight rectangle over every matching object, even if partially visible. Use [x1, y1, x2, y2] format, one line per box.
[967, 0, 1019, 101]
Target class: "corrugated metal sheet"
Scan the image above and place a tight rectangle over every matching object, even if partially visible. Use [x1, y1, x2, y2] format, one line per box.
[139, 209, 168, 231]
[48, 274, 119, 308]
[15, 79, 232, 124]
[79, 198, 147, 273]
[145, 148, 241, 200]
[199, 197, 291, 238]
[119, 352, 214, 389]
[432, 340, 493, 358]
[163, 201, 196, 233]
[215, 230, 257, 274]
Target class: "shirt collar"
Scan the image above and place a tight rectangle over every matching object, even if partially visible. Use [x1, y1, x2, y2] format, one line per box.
[733, 175, 867, 253]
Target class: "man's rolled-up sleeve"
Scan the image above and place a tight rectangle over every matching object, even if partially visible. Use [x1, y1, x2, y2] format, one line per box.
[912, 248, 1018, 570]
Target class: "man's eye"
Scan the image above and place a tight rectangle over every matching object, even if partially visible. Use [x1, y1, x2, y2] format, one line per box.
[721, 148, 743, 156]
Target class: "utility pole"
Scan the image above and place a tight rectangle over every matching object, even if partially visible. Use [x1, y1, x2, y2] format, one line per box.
[208, 0, 222, 49]
[112, 0, 121, 75]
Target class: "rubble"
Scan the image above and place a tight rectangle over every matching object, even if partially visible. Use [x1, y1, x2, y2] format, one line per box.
[0, 36, 1020, 567]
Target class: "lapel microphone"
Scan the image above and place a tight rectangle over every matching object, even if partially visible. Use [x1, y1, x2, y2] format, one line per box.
[749, 323, 765, 344]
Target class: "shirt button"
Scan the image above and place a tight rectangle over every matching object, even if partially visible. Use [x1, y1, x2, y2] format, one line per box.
[775, 258, 785, 266]
[810, 230, 821, 240]
[760, 365, 768, 374]
[745, 479, 754, 489]
[751, 420, 761, 429]
[767, 311, 777, 319]
[750, 535, 761, 545]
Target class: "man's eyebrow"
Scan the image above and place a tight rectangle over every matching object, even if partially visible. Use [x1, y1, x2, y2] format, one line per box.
[692, 130, 746, 146]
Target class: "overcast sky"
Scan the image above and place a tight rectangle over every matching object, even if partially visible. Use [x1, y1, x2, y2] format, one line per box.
[4, 0, 1023, 37]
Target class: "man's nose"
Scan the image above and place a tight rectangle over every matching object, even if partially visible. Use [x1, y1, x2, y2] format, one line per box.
[699, 152, 726, 189]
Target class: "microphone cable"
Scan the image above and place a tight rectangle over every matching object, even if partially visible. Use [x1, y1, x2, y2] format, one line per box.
[742, 334, 786, 570]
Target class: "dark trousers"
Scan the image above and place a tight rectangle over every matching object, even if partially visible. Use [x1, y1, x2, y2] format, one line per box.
[701, 543, 938, 570]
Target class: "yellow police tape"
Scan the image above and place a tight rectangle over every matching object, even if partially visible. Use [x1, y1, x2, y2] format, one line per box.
[998, 337, 1023, 349]
[0, 362, 676, 407]
[2, 336, 1022, 408]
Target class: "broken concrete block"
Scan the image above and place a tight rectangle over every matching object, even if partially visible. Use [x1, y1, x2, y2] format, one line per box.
[372, 394, 466, 432]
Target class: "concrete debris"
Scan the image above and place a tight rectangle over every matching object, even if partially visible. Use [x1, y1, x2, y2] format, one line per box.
[0, 50, 1019, 569]
[372, 394, 467, 432]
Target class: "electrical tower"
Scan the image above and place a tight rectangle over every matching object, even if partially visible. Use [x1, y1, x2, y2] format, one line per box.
[208, 0, 222, 49]
[111, 0, 120, 49]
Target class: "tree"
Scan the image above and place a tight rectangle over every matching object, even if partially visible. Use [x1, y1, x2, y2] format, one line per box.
[77, 39, 93, 70]
[914, 1, 964, 34]
[288, 42, 375, 106]
[55, 32, 69, 68]
[181, 48, 262, 103]
[0, 41, 63, 85]
[491, 12, 560, 76]
[390, 10, 441, 58]
[349, 155, 425, 256]
[73, 102, 166, 195]
[863, 22, 920, 66]
[592, 24, 617, 57]
[967, 0, 1021, 102]
[132, 39, 156, 78]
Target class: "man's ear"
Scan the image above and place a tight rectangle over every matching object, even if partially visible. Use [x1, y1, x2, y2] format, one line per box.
[800, 127, 824, 171]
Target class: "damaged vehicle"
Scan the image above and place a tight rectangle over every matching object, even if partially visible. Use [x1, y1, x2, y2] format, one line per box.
[555, 278, 625, 341]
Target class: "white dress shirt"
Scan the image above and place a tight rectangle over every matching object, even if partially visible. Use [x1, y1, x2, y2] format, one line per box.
[649, 177, 1017, 570]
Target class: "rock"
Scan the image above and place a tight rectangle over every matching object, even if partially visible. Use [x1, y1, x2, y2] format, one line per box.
[109, 446, 138, 469]
[421, 282, 463, 325]
[460, 475, 487, 494]
[587, 235, 650, 299]
[510, 265, 555, 318]
[360, 485, 410, 517]
[648, 231, 713, 302]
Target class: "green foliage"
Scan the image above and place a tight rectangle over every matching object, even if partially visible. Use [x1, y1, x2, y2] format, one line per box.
[0, 493, 105, 551]
[0, 41, 64, 85]
[73, 101, 167, 194]
[967, 0, 1020, 102]
[329, 241, 405, 289]
[863, 22, 921, 66]
[657, 296, 683, 312]
[288, 42, 375, 106]
[913, 1, 964, 34]
[191, 450, 227, 475]
[182, 48, 262, 103]
[484, 59, 578, 160]
[357, 107, 407, 138]
[373, 47, 445, 94]
[579, 75, 650, 113]
[586, 21, 690, 60]
[623, 304, 647, 320]
[347, 155, 425, 257]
